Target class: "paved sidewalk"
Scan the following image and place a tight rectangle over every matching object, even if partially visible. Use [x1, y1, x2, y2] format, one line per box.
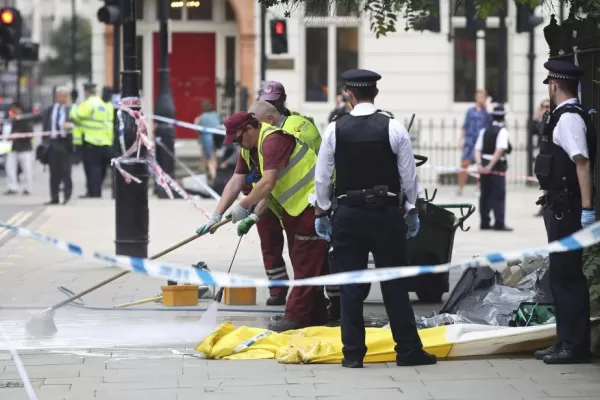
[0, 185, 598, 400]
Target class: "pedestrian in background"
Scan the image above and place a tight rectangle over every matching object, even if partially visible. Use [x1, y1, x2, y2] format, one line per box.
[41, 86, 75, 205]
[194, 99, 221, 184]
[328, 93, 352, 123]
[457, 89, 491, 196]
[3, 102, 34, 196]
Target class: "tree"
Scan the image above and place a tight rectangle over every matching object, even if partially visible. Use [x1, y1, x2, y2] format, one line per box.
[41, 16, 92, 76]
[258, 0, 599, 38]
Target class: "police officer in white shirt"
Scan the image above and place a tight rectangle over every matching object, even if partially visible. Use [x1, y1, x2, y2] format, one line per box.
[474, 104, 513, 231]
[313, 69, 436, 369]
[533, 60, 595, 364]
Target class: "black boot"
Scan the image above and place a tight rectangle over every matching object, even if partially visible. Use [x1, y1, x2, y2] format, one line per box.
[396, 349, 438, 366]
[543, 349, 591, 365]
[534, 343, 559, 360]
[267, 317, 305, 333]
[342, 358, 363, 368]
[266, 295, 286, 306]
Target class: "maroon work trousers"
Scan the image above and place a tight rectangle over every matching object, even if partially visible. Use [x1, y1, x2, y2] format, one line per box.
[281, 207, 329, 324]
[256, 207, 289, 297]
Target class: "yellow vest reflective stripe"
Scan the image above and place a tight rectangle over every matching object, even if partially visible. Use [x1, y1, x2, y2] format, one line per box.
[258, 124, 316, 217]
[71, 96, 113, 146]
[280, 115, 321, 154]
[240, 124, 284, 219]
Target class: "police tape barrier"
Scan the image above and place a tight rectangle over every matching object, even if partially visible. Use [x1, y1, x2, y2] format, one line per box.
[1, 219, 600, 289]
[1, 130, 70, 140]
[150, 114, 226, 136]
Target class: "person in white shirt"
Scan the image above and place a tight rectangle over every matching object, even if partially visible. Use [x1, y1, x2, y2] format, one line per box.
[532, 60, 594, 365]
[474, 104, 512, 231]
[313, 68, 436, 369]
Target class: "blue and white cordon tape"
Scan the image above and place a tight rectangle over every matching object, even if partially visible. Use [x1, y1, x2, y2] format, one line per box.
[151, 115, 226, 136]
[1, 220, 600, 288]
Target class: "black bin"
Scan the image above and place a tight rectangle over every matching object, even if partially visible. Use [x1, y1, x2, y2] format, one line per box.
[405, 199, 475, 303]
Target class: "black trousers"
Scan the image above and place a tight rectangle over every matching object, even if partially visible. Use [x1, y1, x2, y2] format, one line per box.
[479, 174, 506, 228]
[543, 200, 590, 353]
[330, 205, 422, 362]
[82, 145, 110, 197]
[48, 139, 72, 202]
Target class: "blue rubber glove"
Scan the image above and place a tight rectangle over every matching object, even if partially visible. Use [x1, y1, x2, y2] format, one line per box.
[405, 212, 420, 238]
[315, 215, 332, 242]
[581, 209, 596, 228]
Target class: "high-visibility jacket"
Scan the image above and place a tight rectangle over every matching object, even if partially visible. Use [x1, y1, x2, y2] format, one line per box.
[71, 95, 113, 146]
[279, 114, 321, 154]
[287, 108, 315, 125]
[241, 123, 316, 217]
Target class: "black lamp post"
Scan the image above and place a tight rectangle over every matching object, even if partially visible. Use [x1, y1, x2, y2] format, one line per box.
[70, 0, 78, 103]
[114, 0, 149, 259]
[154, 0, 176, 199]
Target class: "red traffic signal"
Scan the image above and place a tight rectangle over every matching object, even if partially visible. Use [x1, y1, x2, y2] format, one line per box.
[0, 9, 14, 25]
[275, 21, 285, 35]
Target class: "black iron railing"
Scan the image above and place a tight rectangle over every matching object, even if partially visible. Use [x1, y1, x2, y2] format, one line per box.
[216, 80, 249, 121]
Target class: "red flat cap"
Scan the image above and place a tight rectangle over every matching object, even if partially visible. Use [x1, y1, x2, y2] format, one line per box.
[223, 112, 256, 145]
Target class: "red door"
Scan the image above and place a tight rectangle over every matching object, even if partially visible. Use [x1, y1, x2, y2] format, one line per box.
[153, 32, 216, 139]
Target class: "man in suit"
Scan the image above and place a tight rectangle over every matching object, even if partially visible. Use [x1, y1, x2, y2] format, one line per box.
[41, 86, 74, 205]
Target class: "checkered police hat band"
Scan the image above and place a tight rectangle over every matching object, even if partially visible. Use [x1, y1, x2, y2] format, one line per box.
[548, 72, 578, 81]
[346, 81, 377, 87]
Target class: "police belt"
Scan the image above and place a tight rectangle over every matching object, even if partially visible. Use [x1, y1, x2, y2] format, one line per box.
[336, 185, 401, 209]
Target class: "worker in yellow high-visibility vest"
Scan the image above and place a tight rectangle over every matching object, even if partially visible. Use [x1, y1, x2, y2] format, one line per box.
[70, 83, 113, 198]
[196, 111, 328, 332]
[245, 100, 340, 322]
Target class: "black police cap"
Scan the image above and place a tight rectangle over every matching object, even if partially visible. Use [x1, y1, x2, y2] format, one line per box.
[83, 82, 97, 90]
[341, 69, 381, 88]
[543, 60, 584, 84]
[490, 104, 506, 117]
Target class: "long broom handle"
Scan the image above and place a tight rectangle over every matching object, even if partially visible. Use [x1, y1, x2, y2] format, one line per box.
[46, 218, 232, 311]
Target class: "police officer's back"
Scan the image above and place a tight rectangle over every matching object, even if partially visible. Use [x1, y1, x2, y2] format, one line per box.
[313, 69, 436, 368]
[71, 83, 113, 198]
[474, 104, 512, 231]
[533, 60, 595, 364]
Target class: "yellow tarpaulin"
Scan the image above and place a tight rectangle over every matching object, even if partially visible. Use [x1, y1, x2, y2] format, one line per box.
[194, 322, 576, 363]
[197, 323, 451, 363]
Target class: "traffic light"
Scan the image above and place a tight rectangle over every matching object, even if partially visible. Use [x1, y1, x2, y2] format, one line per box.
[516, 4, 543, 33]
[465, 0, 485, 34]
[97, 0, 120, 25]
[270, 19, 288, 55]
[411, 0, 441, 33]
[0, 7, 22, 61]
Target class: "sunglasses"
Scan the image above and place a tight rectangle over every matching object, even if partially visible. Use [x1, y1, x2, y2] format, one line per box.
[233, 129, 246, 145]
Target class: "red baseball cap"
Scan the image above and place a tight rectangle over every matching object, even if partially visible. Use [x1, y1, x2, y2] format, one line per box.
[258, 81, 285, 101]
[223, 112, 256, 145]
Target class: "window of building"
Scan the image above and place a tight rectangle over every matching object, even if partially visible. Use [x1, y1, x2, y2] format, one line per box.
[187, 0, 212, 20]
[225, 0, 236, 21]
[225, 36, 236, 85]
[336, 0, 359, 17]
[336, 27, 359, 94]
[167, 0, 183, 20]
[305, 28, 328, 102]
[305, 0, 330, 17]
[453, 28, 476, 103]
[136, 35, 144, 90]
[136, 0, 144, 19]
[303, 3, 360, 103]
[451, 2, 509, 103]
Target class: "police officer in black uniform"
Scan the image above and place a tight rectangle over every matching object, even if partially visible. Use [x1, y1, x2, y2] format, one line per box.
[313, 69, 437, 368]
[534, 60, 595, 364]
[475, 104, 513, 231]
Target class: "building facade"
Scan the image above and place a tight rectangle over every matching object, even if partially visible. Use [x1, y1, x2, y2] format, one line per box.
[96, 0, 567, 141]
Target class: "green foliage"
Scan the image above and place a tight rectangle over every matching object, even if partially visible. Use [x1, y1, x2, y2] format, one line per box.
[41, 16, 91, 77]
[258, 0, 598, 38]
[583, 243, 600, 317]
